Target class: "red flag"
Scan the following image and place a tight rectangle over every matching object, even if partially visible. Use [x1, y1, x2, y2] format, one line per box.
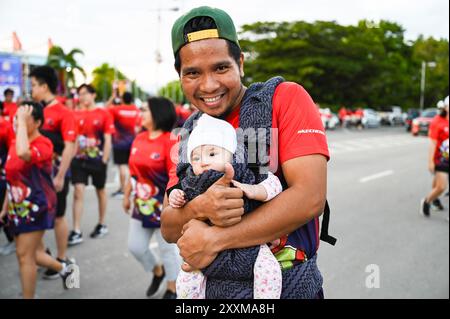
[48, 37, 54, 50]
[12, 31, 22, 51]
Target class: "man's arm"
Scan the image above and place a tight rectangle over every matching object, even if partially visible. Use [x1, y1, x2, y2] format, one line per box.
[102, 134, 112, 164]
[177, 154, 327, 270]
[53, 141, 75, 192]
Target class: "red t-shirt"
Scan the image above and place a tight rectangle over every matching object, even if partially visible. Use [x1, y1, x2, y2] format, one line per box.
[429, 115, 449, 165]
[0, 117, 15, 182]
[74, 107, 115, 162]
[2, 102, 18, 123]
[108, 104, 139, 150]
[0, 117, 14, 150]
[175, 105, 193, 127]
[41, 102, 77, 156]
[129, 131, 178, 228]
[224, 82, 329, 166]
[167, 82, 330, 265]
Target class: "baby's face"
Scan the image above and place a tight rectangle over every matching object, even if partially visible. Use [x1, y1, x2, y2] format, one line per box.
[191, 145, 233, 175]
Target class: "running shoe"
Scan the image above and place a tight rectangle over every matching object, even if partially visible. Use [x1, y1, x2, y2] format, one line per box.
[432, 198, 444, 211]
[162, 290, 177, 299]
[68, 230, 83, 246]
[146, 267, 165, 297]
[90, 224, 108, 238]
[60, 259, 78, 290]
[44, 257, 76, 280]
[111, 189, 124, 199]
[420, 199, 430, 217]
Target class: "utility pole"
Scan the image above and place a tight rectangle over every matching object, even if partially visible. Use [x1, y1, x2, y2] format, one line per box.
[420, 61, 437, 111]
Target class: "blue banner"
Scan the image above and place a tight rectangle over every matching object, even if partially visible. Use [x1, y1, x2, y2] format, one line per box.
[0, 53, 22, 100]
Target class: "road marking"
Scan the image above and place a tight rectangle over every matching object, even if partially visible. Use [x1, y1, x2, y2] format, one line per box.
[359, 170, 394, 183]
[329, 135, 427, 155]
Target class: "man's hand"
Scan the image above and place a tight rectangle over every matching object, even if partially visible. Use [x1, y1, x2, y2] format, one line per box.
[199, 163, 244, 227]
[177, 219, 220, 271]
[53, 175, 65, 193]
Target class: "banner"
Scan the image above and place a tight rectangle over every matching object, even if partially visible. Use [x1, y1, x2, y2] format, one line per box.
[0, 53, 22, 100]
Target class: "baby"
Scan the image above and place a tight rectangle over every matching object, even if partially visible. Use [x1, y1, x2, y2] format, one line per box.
[170, 114, 283, 299]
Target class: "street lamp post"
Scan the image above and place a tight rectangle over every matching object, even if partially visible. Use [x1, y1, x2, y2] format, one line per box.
[420, 60, 436, 111]
[148, 6, 179, 93]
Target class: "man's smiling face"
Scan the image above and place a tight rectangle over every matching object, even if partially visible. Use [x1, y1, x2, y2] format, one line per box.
[179, 38, 245, 118]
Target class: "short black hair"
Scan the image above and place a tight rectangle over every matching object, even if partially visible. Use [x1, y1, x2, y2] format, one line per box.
[20, 101, 45, 127]
[30, 66, 58, 94]
[147, 97, 177, 132]
[122, 92, 133, 104]
[77, 83, 96, 94]
[174, 16, 241, 74]
[4, 88, 14, 96]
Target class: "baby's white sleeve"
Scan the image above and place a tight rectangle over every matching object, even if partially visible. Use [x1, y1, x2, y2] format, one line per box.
[259, 172, 283, 202]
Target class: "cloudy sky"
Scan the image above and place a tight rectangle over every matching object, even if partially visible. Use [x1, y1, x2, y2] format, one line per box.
[0, 0, 448, 93]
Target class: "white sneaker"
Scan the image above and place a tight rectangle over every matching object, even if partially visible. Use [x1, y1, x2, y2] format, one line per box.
[0, 241, 16, 256]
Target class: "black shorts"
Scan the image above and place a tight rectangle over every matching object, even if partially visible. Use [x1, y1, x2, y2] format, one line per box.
[71, 159, 107, 189]
[435, 163, 449, 174]
[0, 184, 5, 209]
[113, 148, 131, 165]
[56, 177, 70, 217]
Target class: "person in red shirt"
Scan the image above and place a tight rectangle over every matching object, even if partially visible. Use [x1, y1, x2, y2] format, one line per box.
[175, 103, 194, 127]
[69, 84, 115, 245]
[122, 97, 180, 299]
[162, 7, 329, 299]
[421, 96, 449, 216]
[30, 65, 77, 278]
[108, 91, 140, 199]
[2, 88, 18, 124]
[0, 115, 15, 255]
[354, 107, 364, 130]
[0, 102, 76, 298]
[338, 106, 347, 127]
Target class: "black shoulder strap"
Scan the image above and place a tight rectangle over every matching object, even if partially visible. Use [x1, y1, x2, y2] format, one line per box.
[320, 200, 337, 246]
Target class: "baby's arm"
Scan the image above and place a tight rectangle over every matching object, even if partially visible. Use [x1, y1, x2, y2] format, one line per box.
[232, 172, 282, 202]
[168, 189, 187, 208]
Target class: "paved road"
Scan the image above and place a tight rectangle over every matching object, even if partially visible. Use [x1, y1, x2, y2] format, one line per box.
[0, 126, 448, 299]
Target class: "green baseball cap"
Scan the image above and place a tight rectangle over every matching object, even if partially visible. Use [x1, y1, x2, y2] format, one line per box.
[171, 6, 240, 56]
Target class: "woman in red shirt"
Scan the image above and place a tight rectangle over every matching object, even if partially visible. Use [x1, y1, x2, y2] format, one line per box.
[421, 96, 449, 216]
[0, 102, 76, 298]
[122, 97, 180, 299]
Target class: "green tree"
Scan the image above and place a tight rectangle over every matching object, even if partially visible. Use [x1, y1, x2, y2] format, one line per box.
[158, 80, 185, 104]
[411, 36, 449, 108]
[91, 63, 125, 102]
[239, 20, 448, 111]
[47, 45, 86, 94]
[131, 80, 149, 102]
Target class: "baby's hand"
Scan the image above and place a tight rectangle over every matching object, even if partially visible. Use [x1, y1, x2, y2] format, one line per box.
[169, 189, 187, 208]
[231, 180, 259, 200]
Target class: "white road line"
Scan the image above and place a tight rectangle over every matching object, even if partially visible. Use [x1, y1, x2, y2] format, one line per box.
[359, 170, 394, 183]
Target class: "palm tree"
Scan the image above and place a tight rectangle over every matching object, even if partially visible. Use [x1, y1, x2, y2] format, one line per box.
[92, 63, 130, 102]
[91, 63, 116, 102]
[47, 46, 86, 94]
